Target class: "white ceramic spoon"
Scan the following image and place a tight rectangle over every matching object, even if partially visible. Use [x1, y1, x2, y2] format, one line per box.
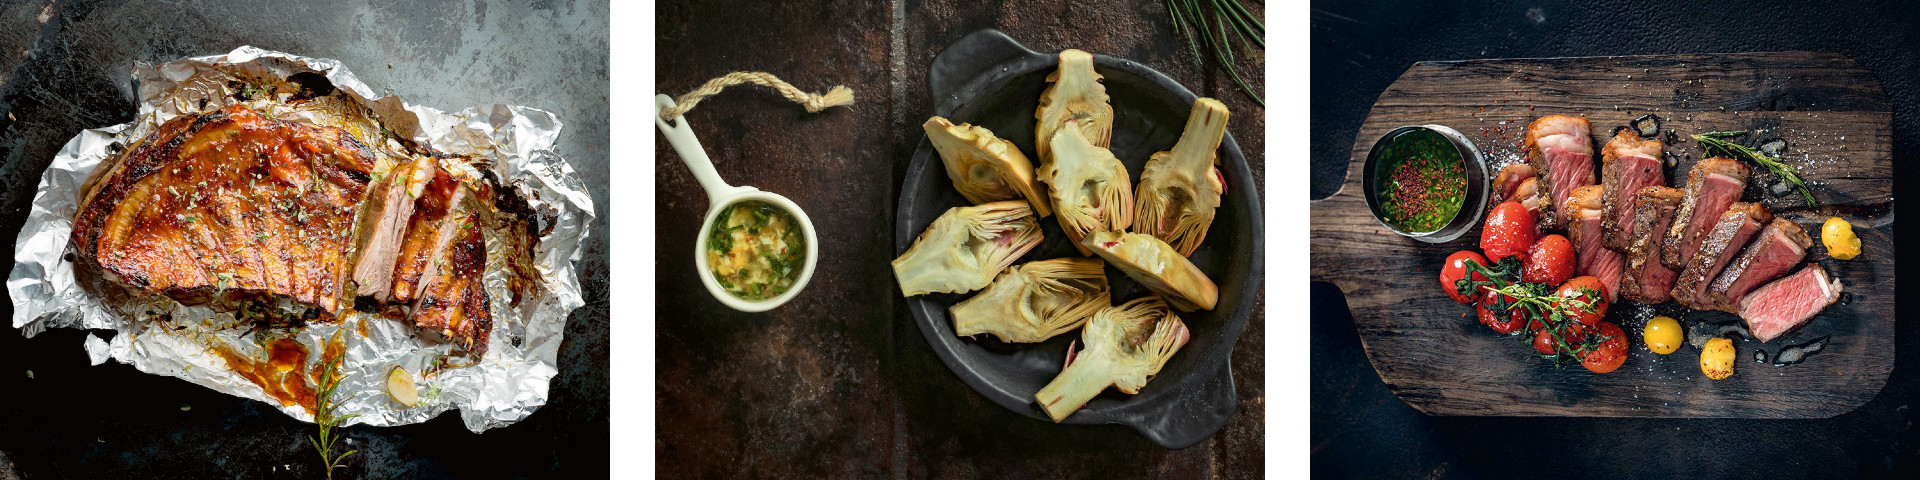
[656, 94, 818, 312]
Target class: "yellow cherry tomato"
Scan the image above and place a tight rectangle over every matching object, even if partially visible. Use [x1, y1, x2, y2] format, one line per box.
[1643, 316, 1682, 354]
[1701, 337, 1736, 380]
[1822, 217, 1861, 260]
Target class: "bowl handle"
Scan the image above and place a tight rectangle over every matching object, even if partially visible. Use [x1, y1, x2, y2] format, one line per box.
[929, 29, 1038, 114]
[1127, 356, 1239, 449]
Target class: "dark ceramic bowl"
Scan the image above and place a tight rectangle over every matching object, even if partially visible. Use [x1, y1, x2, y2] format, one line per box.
[895, 29, 1262, 449]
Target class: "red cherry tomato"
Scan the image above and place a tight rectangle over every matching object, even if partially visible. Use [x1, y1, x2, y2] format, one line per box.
[1581, 322, 1629, 373]
[1476, 293, 1526, 335]
[1533, 321, 1588, 355]
[1553, 276, 1609, 326]
[1441, 251, 1490, 304]
[1480, 201, 1537, 263]
[1523, 234, 1575, 286]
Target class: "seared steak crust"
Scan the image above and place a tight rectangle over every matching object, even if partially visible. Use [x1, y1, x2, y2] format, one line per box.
[1599, 130, 1665, 250]
[1670, 202, 1771, 309]
[1620, 186, 1683, 303]
[1707, 218, 1813, 313]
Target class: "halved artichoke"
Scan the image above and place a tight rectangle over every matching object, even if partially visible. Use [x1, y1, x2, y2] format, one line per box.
[1135, 98, 1229, 256]
[923, 116, 1051, 217]
[892, 200, 1044, 296]
[1034, 49, 1113, 170]
[1081, 231, 1218, 311]
[1042, 120, 1134, 256]
[1034, 296, 1190, 422]
[949, 257, 1110, 343]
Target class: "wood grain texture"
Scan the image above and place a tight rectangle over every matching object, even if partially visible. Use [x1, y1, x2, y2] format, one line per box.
[1311, 52, 1894, 418]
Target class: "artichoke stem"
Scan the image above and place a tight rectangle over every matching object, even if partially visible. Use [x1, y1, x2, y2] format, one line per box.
[1035, 357, 1113, 422]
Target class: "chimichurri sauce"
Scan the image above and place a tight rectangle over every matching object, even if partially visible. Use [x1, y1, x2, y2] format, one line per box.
[1374, 129, 1466, 233]
[706, 200, 806, 300]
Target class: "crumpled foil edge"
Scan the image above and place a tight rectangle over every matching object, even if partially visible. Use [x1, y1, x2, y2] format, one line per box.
[7, 46, 594, 433]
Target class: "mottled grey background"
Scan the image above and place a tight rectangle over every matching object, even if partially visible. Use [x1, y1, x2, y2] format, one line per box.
[0, 0, 608, 478]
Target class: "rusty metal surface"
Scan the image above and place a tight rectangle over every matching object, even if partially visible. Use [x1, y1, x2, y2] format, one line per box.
[656, 0, 1264, 477]
[0, 1, 608, 478]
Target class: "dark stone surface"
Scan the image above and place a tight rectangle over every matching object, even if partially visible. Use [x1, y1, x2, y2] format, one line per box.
[1313, 0, 1920, 478]
[0, 1, 608, 478]
[657, 0, 1263, 478]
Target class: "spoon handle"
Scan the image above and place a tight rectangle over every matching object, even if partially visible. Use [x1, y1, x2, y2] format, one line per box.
[656, 94, 743, 205]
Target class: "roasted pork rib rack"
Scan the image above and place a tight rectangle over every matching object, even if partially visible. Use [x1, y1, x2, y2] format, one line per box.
[72, 105, 504, 355]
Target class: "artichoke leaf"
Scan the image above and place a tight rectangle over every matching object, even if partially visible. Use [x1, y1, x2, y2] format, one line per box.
[1081, 231, 1218, 311]
[1041, 121, 1134, 256]
[923, 116, 1052, 217]
[1034, 296, 1189, 422]
[892, 200, 1043, 296]
[1035, 49, 1113, 171]
[950, 257, 1110, 343]
[1135, 98, 1229, 257]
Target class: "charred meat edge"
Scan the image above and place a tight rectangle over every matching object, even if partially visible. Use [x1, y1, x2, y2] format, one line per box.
[1707, 218, 1813, 313]
[1670, 202, 1771, 310]
[1599, 129, 1665, 251]
[1662, 157, 1751, 270]
[1620, 186, 1684, 304]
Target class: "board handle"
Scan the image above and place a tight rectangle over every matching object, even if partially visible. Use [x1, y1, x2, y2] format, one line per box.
[928, 29, 1039, 115]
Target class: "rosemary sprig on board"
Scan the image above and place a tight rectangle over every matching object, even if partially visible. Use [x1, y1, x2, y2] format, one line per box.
[1693, 131, 1818, 207]
[1165, 0, 1264, 107]
[310, 350, 358, 480]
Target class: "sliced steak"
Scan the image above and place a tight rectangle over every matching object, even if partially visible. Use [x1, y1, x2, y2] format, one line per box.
[1620, 186, 1684, 303]
[1670, 202, 1771, 309]
[1662, 157, 1751, 270]
[1707, 218, 1813, 312]
[1740, 263, 1841, 343]
[1599, 130, 1664, 250]
[1523, 115, 1594, 232]
[1563, 185, 1624, 302]
[1487, 163, 1546, 220]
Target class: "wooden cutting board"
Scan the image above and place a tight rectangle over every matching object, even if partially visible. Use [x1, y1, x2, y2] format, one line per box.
[1311, 52, 1895, 418]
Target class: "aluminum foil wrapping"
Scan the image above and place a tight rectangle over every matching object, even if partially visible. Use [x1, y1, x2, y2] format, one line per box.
[6, 46, 593, 432]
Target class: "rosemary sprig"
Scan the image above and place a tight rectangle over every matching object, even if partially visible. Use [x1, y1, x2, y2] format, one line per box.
[1164, 0, 1264, 107]
[310, 348, 358, 479]
[1693, 131, 1818, 207]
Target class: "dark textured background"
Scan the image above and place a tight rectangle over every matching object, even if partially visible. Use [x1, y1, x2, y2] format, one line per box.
[0, 1, 608, 478]
[1313, 1, 1920, 478]
[656, 0, 1264, 477]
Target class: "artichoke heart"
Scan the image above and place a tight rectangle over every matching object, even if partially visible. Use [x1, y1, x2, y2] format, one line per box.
[950, 257, 1110, 343]
[1034, 296, 1190, 422]
[1042, 120, 1134, 256]
[922, 116, 1051, 217]
[1136, 98, 1229, 257]
[1081, 231, 1218, 311]
[1035, 49, 1113, 170]
[893, 200, 1044, 296]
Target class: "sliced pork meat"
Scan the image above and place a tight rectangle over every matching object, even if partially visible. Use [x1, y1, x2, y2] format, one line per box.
[1562, 185, 1623, 302]
[1706, 219, 1813, 312]
[390, 165, 475, 304]
[1619, 186, 1683, 303]
[352, 157, 438, 300]
[1739, 263, 1841, 343]
[1523, 115, 1595, 232]
[1670, 202, 1770, 309]
[1599, 130, 1665, 250]
[1662, 157, 1751, 270]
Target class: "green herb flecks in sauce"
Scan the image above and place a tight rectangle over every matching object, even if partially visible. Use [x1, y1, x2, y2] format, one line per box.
[706, 200, 806, 301]
[1374, 129, 1467, 233]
